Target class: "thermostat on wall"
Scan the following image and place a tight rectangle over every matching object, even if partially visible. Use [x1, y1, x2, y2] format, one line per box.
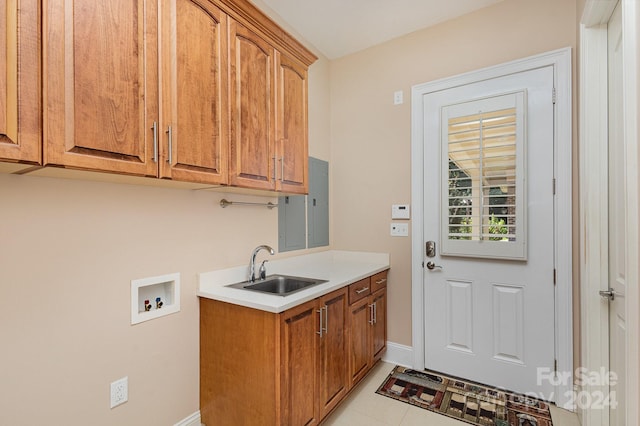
[391, 204, 410, 220]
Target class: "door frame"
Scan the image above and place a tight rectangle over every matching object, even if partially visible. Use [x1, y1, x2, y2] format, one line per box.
[410, 48, 573, 407]
[580, 1, 640, 424]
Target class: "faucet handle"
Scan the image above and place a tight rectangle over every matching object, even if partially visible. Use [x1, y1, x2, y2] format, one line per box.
[259, 260, 268, 280]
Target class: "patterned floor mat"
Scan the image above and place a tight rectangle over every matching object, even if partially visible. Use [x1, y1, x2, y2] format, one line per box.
[376, 366, 553, 426]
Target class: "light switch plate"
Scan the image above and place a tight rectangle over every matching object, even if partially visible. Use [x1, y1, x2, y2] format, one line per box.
[393, 90, 404, 105]
[390, 223, 409, 237]
[391, 204, 410, 220]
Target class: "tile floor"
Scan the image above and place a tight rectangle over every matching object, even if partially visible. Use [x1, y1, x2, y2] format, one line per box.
[323, 362, 581, 426]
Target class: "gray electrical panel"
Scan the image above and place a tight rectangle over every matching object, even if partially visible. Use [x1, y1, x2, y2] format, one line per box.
[308, 157, 329, 248]
[278, 194, 306, 252]
[278, 157, 329, 252]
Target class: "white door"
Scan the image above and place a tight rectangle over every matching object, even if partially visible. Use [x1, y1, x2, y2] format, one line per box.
[423, 66, 556, 398]
[606, 3, 626, 423]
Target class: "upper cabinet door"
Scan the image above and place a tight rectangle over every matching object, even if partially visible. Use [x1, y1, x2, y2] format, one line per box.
[159, 0, 228, 184]
[228, 19, 276, 191]
[0, 0, 40, 164]
[276, 53, 308, 194]
[44, 0, 159, 176]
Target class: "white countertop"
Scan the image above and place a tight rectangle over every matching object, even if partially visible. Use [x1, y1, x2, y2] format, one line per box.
[197, 250, 390, 313]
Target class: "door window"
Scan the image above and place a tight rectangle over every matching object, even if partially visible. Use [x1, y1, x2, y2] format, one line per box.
[441, 92, 527, 260]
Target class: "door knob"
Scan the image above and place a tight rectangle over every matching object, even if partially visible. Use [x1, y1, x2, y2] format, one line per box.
[599, 288, 621, 301]
[426, 261, 443, 270]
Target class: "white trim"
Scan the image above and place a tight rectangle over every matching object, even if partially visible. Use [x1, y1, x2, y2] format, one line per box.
[578, 9, 610, 426]
[382, 342, 414, 368]
[580, 1, 640, 424]
[411, 48, 573, 408]
[582, 0, 618, 26]
[174, 411, 202, 426]
[621, 2, 640, 425]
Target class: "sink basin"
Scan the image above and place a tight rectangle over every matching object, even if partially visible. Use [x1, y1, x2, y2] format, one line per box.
[228, 275, 328, 296]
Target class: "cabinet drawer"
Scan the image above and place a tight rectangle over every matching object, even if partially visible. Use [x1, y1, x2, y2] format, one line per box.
[371, 271, 388, 293]
[348, 277, 371, 305]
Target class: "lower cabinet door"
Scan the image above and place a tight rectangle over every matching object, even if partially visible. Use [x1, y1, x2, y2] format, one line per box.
[318, 288, 348, 419]
[348, 297, 371, 386]
[371, 288, 387, 362]
[281, 299, 319, 425]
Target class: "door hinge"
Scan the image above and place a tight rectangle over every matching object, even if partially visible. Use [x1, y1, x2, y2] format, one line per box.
[552, 178, 556, 195]
[552, 87, 557, 104]
[553, 269, 557, 286]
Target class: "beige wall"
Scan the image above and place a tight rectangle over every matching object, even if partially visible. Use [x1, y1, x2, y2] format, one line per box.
[0, 175, 273, 424]
[329, 0, 578, 347]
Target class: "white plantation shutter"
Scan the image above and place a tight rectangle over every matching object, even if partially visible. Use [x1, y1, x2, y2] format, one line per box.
[440, 92, 527, 260]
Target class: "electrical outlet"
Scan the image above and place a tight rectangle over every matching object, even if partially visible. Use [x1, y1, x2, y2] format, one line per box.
[110, 376, 128, 408]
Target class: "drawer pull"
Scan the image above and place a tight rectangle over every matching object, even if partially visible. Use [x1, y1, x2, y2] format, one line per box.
[375, 278, 387, 285]
[355, 287, 369, 294]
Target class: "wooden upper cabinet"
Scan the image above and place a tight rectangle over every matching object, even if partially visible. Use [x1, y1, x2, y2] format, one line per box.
[40, 0, 315, 188]
[159, 0, 228, 184]
[44, 0, 159, 175]
[228, 19, 276, 191]
[277, 53, 308, 194]
[0, 0, 40, 164]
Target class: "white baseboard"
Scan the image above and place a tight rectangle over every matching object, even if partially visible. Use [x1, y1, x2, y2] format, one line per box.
[382, 341, 414, 367]
[174, 411, 202, 426]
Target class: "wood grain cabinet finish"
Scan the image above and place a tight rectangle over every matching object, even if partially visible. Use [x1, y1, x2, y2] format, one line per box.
[280, 289, 347, 424]
[228, 18, 276, 190]
[276, 52, 309, 194]
[39, 0, 315, 189]
[44, 0, 160, 176]
[227, 23, 310, 194]
[159, 0, 228, 184]
[281, 299, 320, 425]
[317, 289, 348, 419]
[348, 270, 388, 387]
[44, 0, 228, 184]
[0, 0, 40, 164]
[371, 287, 387, 362]
[208, 0, 318, 193]
[348, 295, 372, 386]
[201, 275, 384, 425]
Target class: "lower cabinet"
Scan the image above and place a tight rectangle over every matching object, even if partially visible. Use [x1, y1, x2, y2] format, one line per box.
[348, 271, 388, 387]
[200, 270, 387, 426]
[280, 289, 348, 425]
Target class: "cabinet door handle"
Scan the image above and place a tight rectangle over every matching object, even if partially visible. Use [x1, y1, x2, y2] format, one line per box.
[280, 156, 284, 182]
[323, 305, 328, 334]
[355, 287, 369, 294]
[151, 122, 158, 163]
[272, 156, 277, 182]
[368, 303, 374, 325]
[373, 301, 377, 324]
[375, 278, 387, 285]
[316, 308, 323, 337]
[166, 125, 173, 164]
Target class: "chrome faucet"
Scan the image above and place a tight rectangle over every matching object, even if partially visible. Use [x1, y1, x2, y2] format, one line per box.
[248, 245, 275, 282]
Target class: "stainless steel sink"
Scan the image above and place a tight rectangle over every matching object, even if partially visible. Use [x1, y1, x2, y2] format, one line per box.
[227, 274, 328, 296]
